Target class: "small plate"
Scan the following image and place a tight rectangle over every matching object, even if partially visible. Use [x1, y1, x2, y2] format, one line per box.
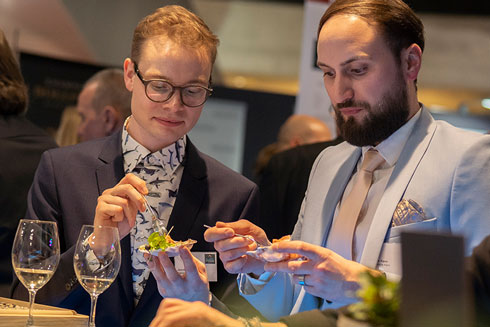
[138, 239, 197, 257]
[246, 246, 291, 262]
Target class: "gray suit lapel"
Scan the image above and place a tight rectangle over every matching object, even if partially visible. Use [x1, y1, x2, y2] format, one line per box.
[360, 107, 437, 267]
[94, 131, 135, 308]
[301, 143, 360, 247]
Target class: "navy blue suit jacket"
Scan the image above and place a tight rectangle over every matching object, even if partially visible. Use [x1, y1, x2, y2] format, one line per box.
[12, 131, 259, 327]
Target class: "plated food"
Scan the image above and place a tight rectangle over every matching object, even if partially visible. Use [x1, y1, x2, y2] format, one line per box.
[138, 231, 197, 257]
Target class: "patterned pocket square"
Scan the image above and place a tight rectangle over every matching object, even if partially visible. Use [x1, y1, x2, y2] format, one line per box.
[392, 199, 426, 227]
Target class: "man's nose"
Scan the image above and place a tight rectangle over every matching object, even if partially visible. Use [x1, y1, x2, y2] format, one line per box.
[333, 76, 354, 104]
[163, 89, 185, 110]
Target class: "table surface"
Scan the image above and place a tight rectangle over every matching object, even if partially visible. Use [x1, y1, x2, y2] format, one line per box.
[0, 297, 88, 327]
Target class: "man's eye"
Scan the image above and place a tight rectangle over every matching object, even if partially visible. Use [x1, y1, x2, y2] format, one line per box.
[350, 67, 367, 75]
[183, 87, 205, 97]
[323, 71, 335, 78]
[149, 81, 171, 92]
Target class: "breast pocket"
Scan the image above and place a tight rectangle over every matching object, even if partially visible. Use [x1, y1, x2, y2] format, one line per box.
[385, 217, 438, 243]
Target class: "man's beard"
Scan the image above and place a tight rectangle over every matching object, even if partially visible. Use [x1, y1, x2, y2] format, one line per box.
[334, 80, 410, 147]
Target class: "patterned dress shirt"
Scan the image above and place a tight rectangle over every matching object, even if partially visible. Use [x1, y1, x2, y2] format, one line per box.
[121, 118, 186, 303]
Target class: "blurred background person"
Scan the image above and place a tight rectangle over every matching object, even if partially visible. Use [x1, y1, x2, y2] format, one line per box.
[0, 28, 58, 296]
[76, 67, 131, 142]
[258, 107, 341, 239]
[259, 136, 342, 240]
[254, 114, 332, 180]
[55, 105, 81, 146]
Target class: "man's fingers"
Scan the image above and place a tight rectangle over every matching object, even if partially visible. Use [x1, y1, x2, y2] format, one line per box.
[158, 252, 182, 283]
[179, 248, 204, 280]
[264, 258, 312, 274]
[118, 173, 148, 195]
[223, 257, 248, 274]
[216, 219, 257, 234]
[109, 184, 146, 212]
[148, 255, 171, 285]
[203, 226, 234, 242]
[271, 240, 323, 261]
[218, 246, 250, 263]
[96, 197, 125, 222]
[214, 236, 253, 253]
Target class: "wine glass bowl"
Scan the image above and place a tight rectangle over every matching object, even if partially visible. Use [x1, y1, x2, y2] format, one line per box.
[11, 219, 60, 326]
[73, 225, 121, 327]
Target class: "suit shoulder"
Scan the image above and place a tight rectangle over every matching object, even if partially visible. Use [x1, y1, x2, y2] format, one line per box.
[43, 137, 108, 162]
[316, 140, 354, 162]
[197, 150, 257, 188]
[432, 121, 490, 155]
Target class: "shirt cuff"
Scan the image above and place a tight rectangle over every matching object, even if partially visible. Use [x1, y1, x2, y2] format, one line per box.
[238, 271, 275, 295]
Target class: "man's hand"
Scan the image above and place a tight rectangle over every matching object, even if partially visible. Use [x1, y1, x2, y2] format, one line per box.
[94, 173, 147, 238]
[265, 241, 373, 302]
[149, 298, 242, 327]
[146, 247, 210, 303]
[149, 298, 287, 327]
[204, 220, 269, 275]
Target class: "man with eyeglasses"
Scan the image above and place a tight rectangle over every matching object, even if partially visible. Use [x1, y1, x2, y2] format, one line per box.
[12, 6, 260, 327]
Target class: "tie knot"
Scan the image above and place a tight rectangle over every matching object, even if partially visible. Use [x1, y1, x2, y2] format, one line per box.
[361, 149, 385, 173]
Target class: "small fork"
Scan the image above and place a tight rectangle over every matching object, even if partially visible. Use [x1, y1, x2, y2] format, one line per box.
[142, 195, 167, 236]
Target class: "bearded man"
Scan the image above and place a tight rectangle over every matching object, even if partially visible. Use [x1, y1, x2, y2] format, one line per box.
[204, 0, 490, 321]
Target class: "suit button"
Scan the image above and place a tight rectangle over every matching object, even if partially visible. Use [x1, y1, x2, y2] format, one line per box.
[65, 283, 71, 291]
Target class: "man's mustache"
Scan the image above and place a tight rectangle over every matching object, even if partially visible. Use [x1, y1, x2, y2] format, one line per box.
[335, 100, 371, 110]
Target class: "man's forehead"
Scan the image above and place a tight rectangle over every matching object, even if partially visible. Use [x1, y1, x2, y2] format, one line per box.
[317, 15, 383, 65]
[141, 36, 211, 65]
[319, 15, 377, 44]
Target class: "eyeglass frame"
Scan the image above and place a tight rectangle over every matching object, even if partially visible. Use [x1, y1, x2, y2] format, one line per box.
[132, 61, 213, 108]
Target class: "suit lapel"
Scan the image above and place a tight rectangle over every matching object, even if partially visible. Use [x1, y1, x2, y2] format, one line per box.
[165, 139, 206, 243]
[360, 108, 437, 267]
[306, 144, 360, 247]
[94, 132, 135, 309]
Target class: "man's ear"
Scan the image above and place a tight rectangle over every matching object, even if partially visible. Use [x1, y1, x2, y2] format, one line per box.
[402, 43, 422, 82]
[102, 106, 120, 135]
[123, 58, 135, 92]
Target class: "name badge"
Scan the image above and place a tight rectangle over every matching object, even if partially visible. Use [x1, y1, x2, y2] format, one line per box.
[174, 251, 218, 282]
[376, 242, 402, 278]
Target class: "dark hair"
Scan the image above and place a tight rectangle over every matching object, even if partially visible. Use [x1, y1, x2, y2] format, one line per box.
[0, 29, 28, 116]
[131, 5, 219, 66]
[318, 0, 425, 64]
[84, 68, 132, 119]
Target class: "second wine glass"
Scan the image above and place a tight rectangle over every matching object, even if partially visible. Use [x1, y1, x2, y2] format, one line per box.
[73, 225, 121, 327]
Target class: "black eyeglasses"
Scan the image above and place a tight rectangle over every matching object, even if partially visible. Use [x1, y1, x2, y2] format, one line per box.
[133, 62, 213, 107]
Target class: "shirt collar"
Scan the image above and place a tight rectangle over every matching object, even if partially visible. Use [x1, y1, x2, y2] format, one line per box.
[121, 116, 186, 174]
[362, 107, 422, 167]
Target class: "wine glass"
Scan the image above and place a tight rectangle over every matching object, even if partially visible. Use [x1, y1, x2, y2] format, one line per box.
[73, 225, 121, 327]
[11, 219, 60, 326]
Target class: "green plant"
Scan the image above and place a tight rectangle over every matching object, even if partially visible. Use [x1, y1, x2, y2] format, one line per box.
[346, 270, 400, 327]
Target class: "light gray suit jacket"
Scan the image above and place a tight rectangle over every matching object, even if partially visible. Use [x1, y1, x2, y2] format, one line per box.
[239, 107, 490, 321]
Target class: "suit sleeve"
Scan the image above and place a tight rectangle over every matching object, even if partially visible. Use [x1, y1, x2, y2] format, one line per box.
[450, 136, 490, 255]
[238, 183, 260, 225]
[258, 158, 282, 239]
[280, 309, 338, 327]
[11, 151, 84, 306]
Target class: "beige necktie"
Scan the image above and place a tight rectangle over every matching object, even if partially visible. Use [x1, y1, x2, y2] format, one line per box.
[328, 149, 385, 260]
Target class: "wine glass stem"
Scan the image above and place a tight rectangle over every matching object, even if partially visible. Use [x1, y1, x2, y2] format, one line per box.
[27, 289, 37, 326]
[89, 294, 98, 327]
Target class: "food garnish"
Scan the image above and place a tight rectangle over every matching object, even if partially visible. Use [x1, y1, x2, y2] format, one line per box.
[138, 228, 196, 257]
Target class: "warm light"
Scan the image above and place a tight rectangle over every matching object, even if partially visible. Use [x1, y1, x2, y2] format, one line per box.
[482, 98, 490, 110]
